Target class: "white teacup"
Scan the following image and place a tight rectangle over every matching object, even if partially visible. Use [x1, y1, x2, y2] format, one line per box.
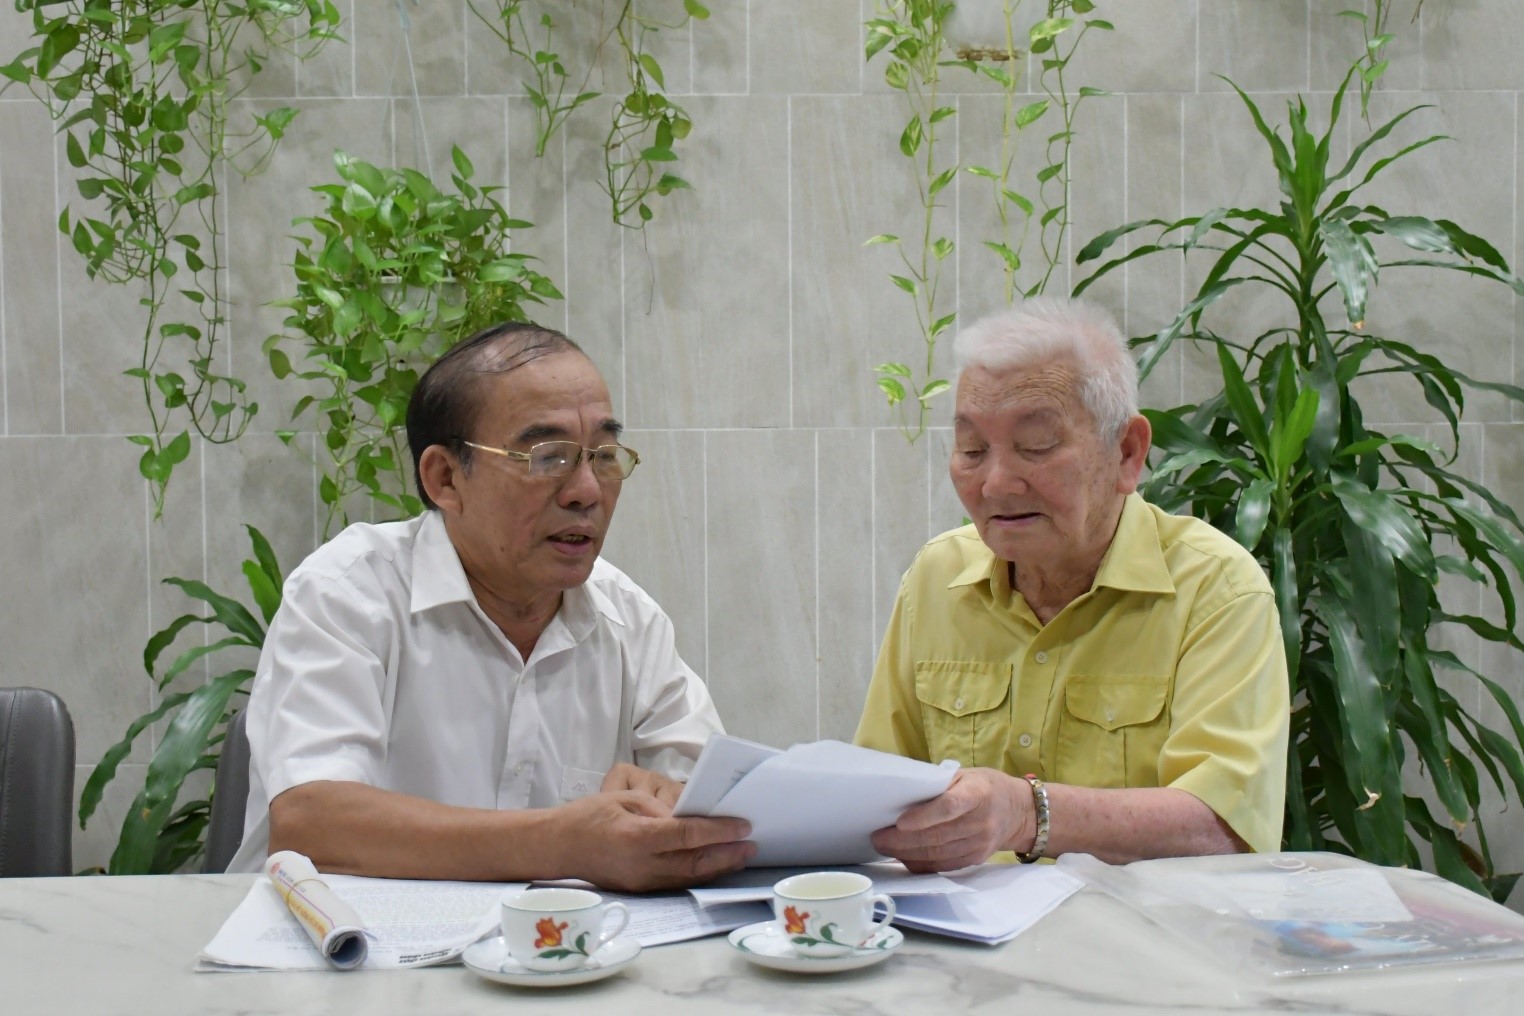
[772, 871, 896, 958]
[500, 887, 630, 972]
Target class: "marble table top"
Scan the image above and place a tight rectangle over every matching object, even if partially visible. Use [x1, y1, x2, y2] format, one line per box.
[4, 872, 1523, 1015]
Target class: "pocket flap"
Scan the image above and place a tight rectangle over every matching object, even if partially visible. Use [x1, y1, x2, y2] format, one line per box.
[559, 765, 606, 801]
[1063, 674, 1168, 731]
[913, 660, 1012, 717]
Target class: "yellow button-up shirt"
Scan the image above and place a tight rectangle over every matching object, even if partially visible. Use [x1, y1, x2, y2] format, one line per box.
[854, 493, 1289, 853]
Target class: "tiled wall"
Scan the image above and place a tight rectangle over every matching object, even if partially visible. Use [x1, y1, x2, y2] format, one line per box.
[1, 2, 1520, 884]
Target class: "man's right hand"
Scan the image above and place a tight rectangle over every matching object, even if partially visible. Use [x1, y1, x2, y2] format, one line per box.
[550, 791, 754, 892]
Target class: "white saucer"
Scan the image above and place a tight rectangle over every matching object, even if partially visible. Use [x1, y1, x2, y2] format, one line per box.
[727, 921, 903, 973]
[462, 935, 641, 987]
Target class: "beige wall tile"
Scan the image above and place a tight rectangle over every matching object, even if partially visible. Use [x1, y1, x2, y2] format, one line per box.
[752, 0, 862, 95]
[792, 94, 957, 428]
[202, 433, 319, 602]
[818, 429, 876, 742]
[1309, 0, 1421, 94]
[1199, 0, 1310, 93]
[355, 0, 467, 97]
[599, 429, 708, 672]
[1422, 0, 1524, 91]
[705, 429, 817, 746]
[623, 96, 790, 429]
[0, 103, 61, 435]
[693, 0, 748, 94]
[872, 428, 930, 641]
[0, 438, 152, 762]
[299, 0, 357, 98]
[506, 97, 572, 337]
[559, 96, 629, 402]
[1065, 0, 1199, 94]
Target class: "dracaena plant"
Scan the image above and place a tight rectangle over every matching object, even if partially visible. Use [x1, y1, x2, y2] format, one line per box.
[1075, 69, 1524, 902]
[78, 526, 284, 874]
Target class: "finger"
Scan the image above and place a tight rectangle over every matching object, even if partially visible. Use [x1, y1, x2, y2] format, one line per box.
[600, 763, 637, 793]
[609, 790, 670, 819]
[666, 814, 752, 850]
[656, 779, 683, 808]
[894, 784, 979, 833]
[873, 825, 987, 862]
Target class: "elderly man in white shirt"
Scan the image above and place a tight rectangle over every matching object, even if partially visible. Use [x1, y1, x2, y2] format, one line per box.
[228, 323, 753, 891]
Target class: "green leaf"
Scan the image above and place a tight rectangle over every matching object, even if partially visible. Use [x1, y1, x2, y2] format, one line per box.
[863, 234, 900, 247]
[1014, 100, 1049, 128]
[899, 115, 923, 158]
[877, 377, 906, 404]
[110, 671, 251, 874]
[1215, 343, 1271, 461]
[1330, 476, 1436, 577]
[79, 690, 194, 827]
[451, 145, 474, 180]
[919, 379, 951, 402]
[1234, 477, 1273, 550]
[875, 362, 912, 378]
[161, 577, 265, 646]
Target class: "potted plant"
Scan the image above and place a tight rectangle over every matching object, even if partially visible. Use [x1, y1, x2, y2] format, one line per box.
[1075, 69, 1524, 900]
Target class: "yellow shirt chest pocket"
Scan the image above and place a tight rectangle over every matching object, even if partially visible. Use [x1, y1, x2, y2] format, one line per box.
[913, 660, 1012, 769]
[1055, 674, 1171, 789]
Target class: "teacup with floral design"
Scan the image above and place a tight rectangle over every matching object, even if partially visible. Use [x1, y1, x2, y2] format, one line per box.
[500, 887, 630, 972]
[771, 871, 896, 958]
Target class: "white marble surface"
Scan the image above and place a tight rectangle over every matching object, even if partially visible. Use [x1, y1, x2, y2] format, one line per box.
[4, 873, 1523, 1015]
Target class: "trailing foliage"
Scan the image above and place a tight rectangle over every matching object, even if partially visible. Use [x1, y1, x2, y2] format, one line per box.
[468, 0, 710, 227]
[1076, 69, 1524, 901]
[864, 1, 1110, 442]
[78, 526, 283, 875]
[0, 0, 340, 513]
[265, 147, 563, 536]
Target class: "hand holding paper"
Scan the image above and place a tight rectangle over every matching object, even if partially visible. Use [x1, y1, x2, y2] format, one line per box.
[674, 737, 959, 867]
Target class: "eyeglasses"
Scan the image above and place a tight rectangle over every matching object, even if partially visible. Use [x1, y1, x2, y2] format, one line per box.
[461, 439, 641, 480]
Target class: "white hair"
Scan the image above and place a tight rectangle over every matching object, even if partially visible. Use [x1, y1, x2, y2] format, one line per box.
[953, 296, 1138, 438]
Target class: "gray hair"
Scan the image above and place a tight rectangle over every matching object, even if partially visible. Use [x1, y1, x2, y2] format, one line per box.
[953, 296, 1138, 438]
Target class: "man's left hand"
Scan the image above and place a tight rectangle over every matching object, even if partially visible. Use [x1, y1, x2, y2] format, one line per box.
[871, 768, 1033, 872]
[601, 762, 684, 808]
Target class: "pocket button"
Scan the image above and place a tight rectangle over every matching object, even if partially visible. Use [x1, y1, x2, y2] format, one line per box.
[954, 697, 965, 711]
[1018, 733, 1033, 748]
[1034, 651, 1049, 664]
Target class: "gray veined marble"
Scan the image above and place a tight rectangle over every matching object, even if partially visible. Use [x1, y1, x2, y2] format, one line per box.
[4, 873, 1524, 1015]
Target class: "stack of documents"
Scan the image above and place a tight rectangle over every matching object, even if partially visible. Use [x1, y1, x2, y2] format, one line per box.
[689, 861, 1081, 946]
[674, 736, 960, 866]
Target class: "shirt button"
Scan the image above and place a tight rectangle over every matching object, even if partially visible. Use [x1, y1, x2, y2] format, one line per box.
[1105, 708, 1116, 723]
[954, 697, 965, 711]
[1018, 733, 1033, 748]
[1034, 651, 1049, 664]
[514, 763, 526, 776]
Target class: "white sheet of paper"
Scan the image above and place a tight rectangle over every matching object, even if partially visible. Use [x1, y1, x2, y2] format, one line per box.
[198, 876, 518, 971]
[596, 891, 770, 945]
[707, 740, 959, 866]
[891, 864, 1083, 944]
[688, 862, 972, 907]
[672, 734, 781, 816]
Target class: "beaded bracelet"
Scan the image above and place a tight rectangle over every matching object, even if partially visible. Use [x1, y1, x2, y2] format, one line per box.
[1016, 774, 1051, 863]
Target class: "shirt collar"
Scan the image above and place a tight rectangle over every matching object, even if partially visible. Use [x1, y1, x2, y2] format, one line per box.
[945, 493, 1175, 598]
[409, 511, 628, 630]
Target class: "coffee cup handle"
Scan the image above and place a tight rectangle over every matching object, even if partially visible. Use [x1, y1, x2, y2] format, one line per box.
[595, 902, 630, 951]
[869, 893, 896, 936]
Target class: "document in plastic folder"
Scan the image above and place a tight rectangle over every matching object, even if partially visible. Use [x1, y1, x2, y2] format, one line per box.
[674, 736, 959, 867]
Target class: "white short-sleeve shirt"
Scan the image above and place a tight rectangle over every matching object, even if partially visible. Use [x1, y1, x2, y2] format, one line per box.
[227, 511, 722, 873]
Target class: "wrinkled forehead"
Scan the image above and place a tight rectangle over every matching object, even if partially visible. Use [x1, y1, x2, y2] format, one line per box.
[954, 358, 1085, 423]
[476, 351, 619, 440]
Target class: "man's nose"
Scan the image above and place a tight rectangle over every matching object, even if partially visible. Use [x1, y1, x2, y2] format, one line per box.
[982, 451, 1029, 497]
[556, 453, 603, 508]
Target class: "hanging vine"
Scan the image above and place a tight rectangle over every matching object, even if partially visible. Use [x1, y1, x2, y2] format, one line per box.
[865, 1, 1110, 442]
[468, 0, 709, 227]
[0, 0, 340, 513]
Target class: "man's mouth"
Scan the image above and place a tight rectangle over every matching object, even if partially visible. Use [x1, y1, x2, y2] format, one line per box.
[548, 533, 594, 546]
[990, 512, 1042, 524]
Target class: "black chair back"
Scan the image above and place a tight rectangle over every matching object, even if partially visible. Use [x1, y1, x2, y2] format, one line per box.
[203, 709, 251, 874]
[0, 687, 75, 877]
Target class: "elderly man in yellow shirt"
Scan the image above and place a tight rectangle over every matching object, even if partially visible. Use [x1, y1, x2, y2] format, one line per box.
[855, 296, 1289, 870]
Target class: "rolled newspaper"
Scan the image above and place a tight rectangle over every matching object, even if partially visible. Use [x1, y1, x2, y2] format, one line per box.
[265, 850, 370, 969]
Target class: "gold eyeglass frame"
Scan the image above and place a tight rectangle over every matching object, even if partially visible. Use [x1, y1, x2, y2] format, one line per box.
[460, 439, 641, 480]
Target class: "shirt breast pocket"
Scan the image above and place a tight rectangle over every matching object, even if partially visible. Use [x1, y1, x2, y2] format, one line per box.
[559, 765, 607, 802]
[1056, 674, 1170, 788]
[913, 661, 1012, 768]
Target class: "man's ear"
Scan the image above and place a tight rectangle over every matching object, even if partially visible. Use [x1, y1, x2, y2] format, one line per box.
[419, 444, 466, 513]
[1116, 413, 1152, 494]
